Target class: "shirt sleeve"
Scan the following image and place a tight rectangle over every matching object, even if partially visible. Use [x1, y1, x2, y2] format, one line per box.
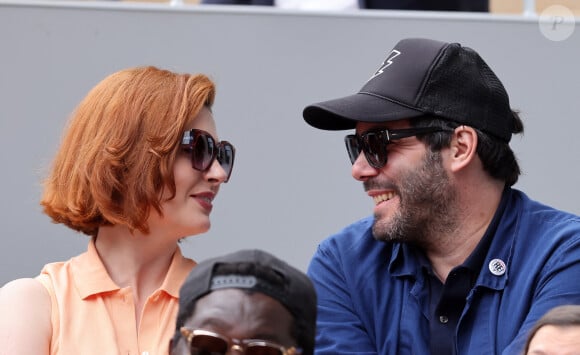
[501, 231, 580, 355]
[307, 242, 378, 354]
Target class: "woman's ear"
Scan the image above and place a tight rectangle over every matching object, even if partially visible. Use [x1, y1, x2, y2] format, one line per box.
[448, 125, 478, 173]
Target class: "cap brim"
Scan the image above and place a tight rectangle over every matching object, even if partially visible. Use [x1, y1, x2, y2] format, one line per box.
[303, 92, 424, 131]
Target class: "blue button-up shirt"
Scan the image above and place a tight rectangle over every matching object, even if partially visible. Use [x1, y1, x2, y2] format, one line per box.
[307, 189, 580, 354]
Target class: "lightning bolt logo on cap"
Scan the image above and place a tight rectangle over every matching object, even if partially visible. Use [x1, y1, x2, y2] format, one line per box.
[368, 49, 401, 81]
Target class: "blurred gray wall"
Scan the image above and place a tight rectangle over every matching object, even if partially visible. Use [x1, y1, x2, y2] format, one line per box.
[1, 1, 579, 285]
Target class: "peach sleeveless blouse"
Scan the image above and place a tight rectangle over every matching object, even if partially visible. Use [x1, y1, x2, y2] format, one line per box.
[36, 240, 196, 355]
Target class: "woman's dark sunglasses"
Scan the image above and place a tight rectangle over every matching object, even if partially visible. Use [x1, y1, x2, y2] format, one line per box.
[180, 328, 301, 355]
[344, 127, 450, 169]
[181, 129, 235, 183]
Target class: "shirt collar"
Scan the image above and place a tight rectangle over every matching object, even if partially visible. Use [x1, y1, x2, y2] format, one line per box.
[160, 246, 197, 298]
[72, 239, 196, 299]
[389, 187, 514, 281]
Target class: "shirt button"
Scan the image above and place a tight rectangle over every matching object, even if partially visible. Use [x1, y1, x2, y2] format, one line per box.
[439, 315, 449, 324]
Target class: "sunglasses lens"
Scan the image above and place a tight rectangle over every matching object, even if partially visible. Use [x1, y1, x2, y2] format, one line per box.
[191, 132, 215, 172]
[182, 130, 235, 182]
[217, 142, 235, 182]
[344, 135, 362, 165]
[189, 334, 228, 355]
[245, 344, 284, 355]
[362, 132, 387, 169]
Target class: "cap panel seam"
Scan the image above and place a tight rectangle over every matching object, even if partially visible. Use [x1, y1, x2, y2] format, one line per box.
[415, 43, 452, 107]
[358, 91, 424, 113]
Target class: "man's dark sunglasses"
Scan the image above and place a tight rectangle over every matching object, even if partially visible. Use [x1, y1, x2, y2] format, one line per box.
[179, 328, 301, 355]
[181, 129, 235, 182]
[344, 127, 450, 169]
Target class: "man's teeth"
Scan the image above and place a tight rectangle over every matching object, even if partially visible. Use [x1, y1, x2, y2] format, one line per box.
[373, 192, 395, 205]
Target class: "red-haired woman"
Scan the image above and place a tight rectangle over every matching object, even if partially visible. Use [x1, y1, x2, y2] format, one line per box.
[0, 66, 235, 354]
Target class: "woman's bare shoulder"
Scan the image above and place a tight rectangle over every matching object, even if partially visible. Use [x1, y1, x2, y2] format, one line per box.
[0, 278, 51, 355]
[1, 277, 53, 301]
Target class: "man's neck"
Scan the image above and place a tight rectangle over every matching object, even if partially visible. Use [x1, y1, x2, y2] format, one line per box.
[426, 182, 505, 283]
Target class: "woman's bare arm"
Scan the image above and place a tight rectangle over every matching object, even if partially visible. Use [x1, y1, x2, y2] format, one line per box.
[0, 278, 51, 355]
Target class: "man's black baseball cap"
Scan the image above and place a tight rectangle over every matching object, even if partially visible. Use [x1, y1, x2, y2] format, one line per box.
[303, 38, 517, 142]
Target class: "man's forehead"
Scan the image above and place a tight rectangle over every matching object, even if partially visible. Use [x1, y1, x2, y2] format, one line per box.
[186, 288, 292, 328]
[183, 289, 296, 346]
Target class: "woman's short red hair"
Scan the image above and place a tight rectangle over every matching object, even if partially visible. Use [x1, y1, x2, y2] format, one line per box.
[41, 66, 216, 236]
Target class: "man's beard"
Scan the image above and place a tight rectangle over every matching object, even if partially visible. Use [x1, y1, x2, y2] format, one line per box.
[368, 149, 459, 248]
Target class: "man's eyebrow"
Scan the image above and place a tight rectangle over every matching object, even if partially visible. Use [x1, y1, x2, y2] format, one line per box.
[192, 317, 230, 330]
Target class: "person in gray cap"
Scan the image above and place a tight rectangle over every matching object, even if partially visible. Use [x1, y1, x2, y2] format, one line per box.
[302, 37, 580, 355]
[169, 249, 317, 355]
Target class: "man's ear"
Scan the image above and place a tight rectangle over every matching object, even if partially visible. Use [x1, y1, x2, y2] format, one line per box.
[448, 125, 478, 172]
